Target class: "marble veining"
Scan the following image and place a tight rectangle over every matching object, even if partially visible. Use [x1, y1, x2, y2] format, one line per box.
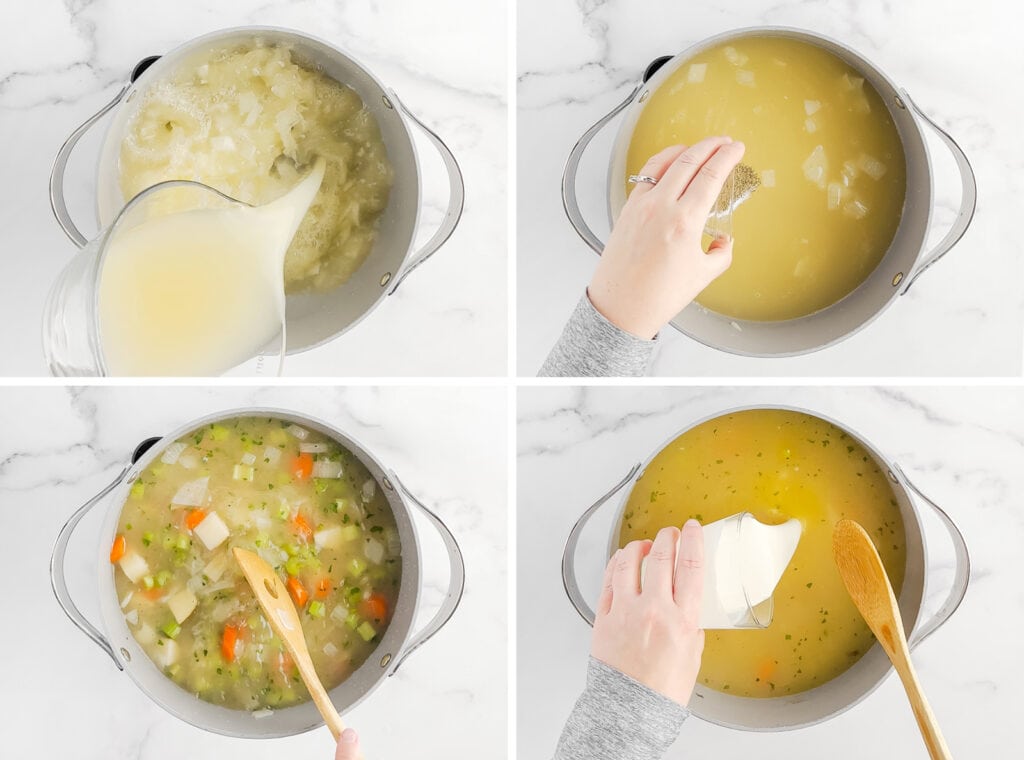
[0, 386, 507, 758]
[517, 385, 1024, 758]
[0, 0, 507, 377]
[517, 0, 1024, 376]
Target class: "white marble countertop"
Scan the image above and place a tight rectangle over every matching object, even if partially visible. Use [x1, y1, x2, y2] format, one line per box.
[517, 385, 1022, 758]
[0, 0, 507, 377]
[517, 0, 1024, 376]
[0, 386, 507, 758]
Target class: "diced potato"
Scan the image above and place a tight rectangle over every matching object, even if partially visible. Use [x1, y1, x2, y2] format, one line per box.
[314, 526, 344, 550]
[802, 145, 828, 189]
[167, 588, 198, 624]
[202, 552, 229, 582]
[119, 551, 150, 584]
[193, 512, 230, 550]
[233, 464, 255, 481]
[171, 477, 208, 507]
[312, 459, 343, 479]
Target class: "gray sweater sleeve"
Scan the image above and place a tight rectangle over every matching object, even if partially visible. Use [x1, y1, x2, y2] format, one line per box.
[539, 293, 657, 377]
[552, 657, 688, 760]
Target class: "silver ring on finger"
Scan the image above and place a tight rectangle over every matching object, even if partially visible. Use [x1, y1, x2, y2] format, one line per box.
[627, 174, 659, 186]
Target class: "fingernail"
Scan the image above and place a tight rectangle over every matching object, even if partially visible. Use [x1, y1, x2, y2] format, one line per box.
[684, 518, 702, 528]
[341, 728, 358, 744]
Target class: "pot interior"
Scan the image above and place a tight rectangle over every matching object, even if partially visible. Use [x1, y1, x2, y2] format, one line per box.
[607, 405, 926, 730]
[607, 27, 932, 356]
[95, 409, 422, 738]
[95, 28, 421, 354]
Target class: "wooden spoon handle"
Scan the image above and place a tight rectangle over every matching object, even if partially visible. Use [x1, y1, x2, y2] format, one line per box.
[293, 652, 347, 741]
[891, 651, 953, 760]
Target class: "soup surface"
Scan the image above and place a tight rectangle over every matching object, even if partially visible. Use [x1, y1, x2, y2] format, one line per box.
[111, 416, 401, 710]
[626, 36, 907, 321]
[119, 41, 394, 294]
[617, 409, 906, 698]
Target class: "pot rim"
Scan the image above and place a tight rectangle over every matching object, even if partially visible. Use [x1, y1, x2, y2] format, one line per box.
[94, 406, 423, 739]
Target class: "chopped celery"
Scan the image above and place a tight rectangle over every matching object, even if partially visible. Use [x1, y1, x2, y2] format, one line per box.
[347, 557, 367, 578]
[142, 575, 155, 590]
[254, 532, 270, 548]
[276, 503, 291, 520]
[314, 478, 330, 494]
[210, 424, 230, 441]
[130, 481, 145, 499]
[308, 601, 326, 618]
[284, 556, 303, 577]
[155, 570, 173, 588]
[142, 531, 154, 547]
[340, 525, 362, 543]
[174, 534, 190, 551]
[345, 611, 361, 630]
[356, 621, 376, 642]
[284, 543, 301, 557]
[160, 620, 182, 639]
[275, 472, 292, 487]
[167, 663, 181, 677]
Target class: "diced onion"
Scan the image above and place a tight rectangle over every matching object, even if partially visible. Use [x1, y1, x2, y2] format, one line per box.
[156, 639, 178, 668]
[171, 477, 208, 507]
[252, 709, 274, 719]
[760, 169, 776, 188]
[843, 199, 869, 220]
[241, 452, 257, 466]
[330, 604, 350, 624]
[723, 46, 748, 66]
[211, 135, 236, 151]
[119, 551, 149, 583]
[384, 527, 402, 557]
[178, 454, 198, 470]
[687, 63, 707, 83]
[125, 609, 139, 626]
[827, 182, 843, 210]
[361, 480, 376, 502]
[840, 73, 865, 91]
[802, 145, 828, 189]
[299, 442, 331, 453]
[312, 459, 343, 479]
[120, 591, 134, 609]
[804, 99, 821, 115]
[160, 442, 188, 465]
[323, 642, 340, 658]
[804, 118, 817, 133]
[314, 526, 344, 550]
[364, 538, 385, 565]
[736, 69, 755, 87]
[263, 447, 281, 465]
[858, 153, 887, 180]
[286, 424, 309, 440]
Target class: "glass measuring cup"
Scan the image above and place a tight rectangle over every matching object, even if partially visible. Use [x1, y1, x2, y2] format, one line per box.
[42, 181, 284, 377]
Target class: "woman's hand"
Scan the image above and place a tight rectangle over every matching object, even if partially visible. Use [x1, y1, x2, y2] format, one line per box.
[588, 138, 746, 339]
[335, 728, 363, 760]
[590, 520, 706, 706]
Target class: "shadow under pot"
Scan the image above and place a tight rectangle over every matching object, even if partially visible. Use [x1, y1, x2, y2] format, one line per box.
[45, 26, 465, 376]
[51, 408, 465, 738]
[561, 405, 970, 731]
[562, 26, 977, 357]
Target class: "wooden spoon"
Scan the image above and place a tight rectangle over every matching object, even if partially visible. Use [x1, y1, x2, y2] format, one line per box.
[233, 547, 348, 742]
[833, 520, 952, 760]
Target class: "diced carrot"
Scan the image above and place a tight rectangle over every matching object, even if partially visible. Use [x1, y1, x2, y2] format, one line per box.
[110, 534, 126, 563]
[222, 624, 240, 662]
[141, 587, 164, 601]
[756, 658, 777, 682]
[315, 577, 332, 599]
[292, 513, 313, 542]
[292, 453, 314, 480]
[278, 650, 295, 676]
[185, 509, 207, 531]
[287, 576, 309, 608]
[359, 593, 388, 622]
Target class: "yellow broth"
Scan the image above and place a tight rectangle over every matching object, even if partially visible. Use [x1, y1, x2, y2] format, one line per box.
[617, 409, 906, 697]
[111, 417, 401, 710]
[626, 36, 907, 321]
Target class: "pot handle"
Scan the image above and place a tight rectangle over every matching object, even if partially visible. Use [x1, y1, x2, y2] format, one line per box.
[899, 90, 978, 294]
[561, 463, 642, 626]
[892, 464, 971, 649]
[386, 92, 466, 295]
[49, 85, 129, 248]
[388, 474, 466, 673]
[561, 86, 640, 254]
[50, 465, 131, 670]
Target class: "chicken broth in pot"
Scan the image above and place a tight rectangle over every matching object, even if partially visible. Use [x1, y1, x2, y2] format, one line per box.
[110, 416, 401, 711]
[616, 409, 907, 698]
[626, 35, 907, 321]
